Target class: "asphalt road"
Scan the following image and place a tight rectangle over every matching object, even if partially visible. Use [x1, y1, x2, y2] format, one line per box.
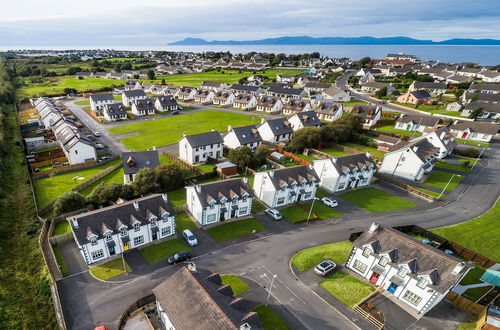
[57, 142, 500, 330]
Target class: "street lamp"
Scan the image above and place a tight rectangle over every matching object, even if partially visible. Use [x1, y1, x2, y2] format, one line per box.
[265, 274, 278, 306]
[470, 147, 485, 171]
[306, 195, 318, 223]
[437, 173, 462, 200]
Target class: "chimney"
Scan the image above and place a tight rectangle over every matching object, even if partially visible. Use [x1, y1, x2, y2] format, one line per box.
[71, 218, 79, 229]
[162, 193, 168, 202]
[368, 223, 379, 233]
[240, 323, 251, 330]
[440, 131, 446, 139]
[195, 185, 201, 193]
[412, 146, 419, 152]
[211, 128, 215, 132]
[269, 171, 275, 178]
[133, 201, 140, 211]
[187, 262, 197, 273]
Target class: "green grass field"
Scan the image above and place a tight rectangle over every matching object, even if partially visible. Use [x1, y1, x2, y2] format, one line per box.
[340, 187, 416, 212]
[412, 186, 441, 198]
[206, 218, 266, 242]
[79, 167, 124, 196]
[17, 76, 125, 99]
[374, 124, 423, 136]
[53, 221, 71, 235]
[252, 305, 291, 330]
[341, 142, 385, 161]
[33, 159, 121, 207]
[220, 275, 250, 296]
[108, 110, 262, 150]
[52, 245, 69, 277]
[431, 200, 499, 262]
[175, 212, 198, 232]
[302, 201, 343, 220]
[252, 200, 267, 214]
[139, 238, 191, 264]
[462, 286, 492, 302]
[291, 241, 353, 272]
[424, 170, 464, 192]
[318, 148, 351, 157]
[460, 266, 486, 285]
[280, 204, 312, 223]
[434, 161, 471, 173]
[455, 138, 489, 148]
[98, 57, 138, 62]
[89, 258, 132, 280]
[319, 271, 375, 308]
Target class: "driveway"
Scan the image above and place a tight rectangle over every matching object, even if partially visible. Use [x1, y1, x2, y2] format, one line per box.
[59, 240, 88, 275]
[408, 300, 469, 330]
[367, 292, 417, 330]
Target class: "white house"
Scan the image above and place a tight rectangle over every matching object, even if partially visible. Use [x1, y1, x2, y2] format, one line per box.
[201, 80, 228, 91]
[395, 114, 440, 133]
[313, 153, 376, 193]
[36, 99, 61, 128]
[461, 102, 500, 120]
[256, 96, 283, 113]
[350, 104, 382, 128]
[52, 120, 97, 164]
[194, 89, 215, 104]
[409, 81, 448, 96]
[422, 127, 457, 158]
[360, 82, 395, 95]
[449, 121, 498, 143]
[276, 74, 295, 83]
[122, 150, 160, 184]
[154, 96, 179, 112]
[315, 101, 343, 122]
[131, 98, 155, 116]
[257, 118, 294, 143]
[322, 86, 351, 102]
[212, 91, 235, 106]
[186, 178, 254, 226]
[122, 89, 147, 107]
[468, 82, 500, 94]
[232, 94, 257, 110]
[477, 70, 500, 83]
[102, 103, 128, 121]
[223, 124, 262, 150]
[288, 111, 322, 131]
[68, 194, 176, 265]
[304, 82, 332, 95]
[179, 130, 224, 165]
[89, 94, 114, 113]
[229, 84, 263, 96]
[176, 86, 197, 101]
[266, 86, 305, 101]
[282, 99, 311, 116]
[379, 139, 439, 181]
[346, 223, 470, 315]
[253, 165, 319, 208]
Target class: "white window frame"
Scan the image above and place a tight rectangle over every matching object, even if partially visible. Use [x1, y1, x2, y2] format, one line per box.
[378, 256, 389, 267]
[239, 207, 248, 215]
[90, 236, 98, 246]
[353, 259, 368, 273]
[134, 223, 141, 232]
[402, 290, 423, 306]
[277, 197, 286, 205]
[206, 214, 217, 223]
[120, 227, 128, 236]
[417, 277, 428, 289]
[133, 235, 144, 246]
[362, 247, 371, 257]
[91, 249, 104, 260]
[397, 266, 408, 277]
[161, 226, 171, 236]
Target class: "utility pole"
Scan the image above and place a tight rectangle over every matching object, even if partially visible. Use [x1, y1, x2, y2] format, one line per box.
[470, 148, 485, 171]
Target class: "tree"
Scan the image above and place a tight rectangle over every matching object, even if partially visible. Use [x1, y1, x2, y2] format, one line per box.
[228, 146, 256, 169]
[89, 183, 129, 205]
[154, 163, 185, 191]
[358, 57, 371, 67]
[254, 145, 270, 167]
[469, 107, 484, 119]
[375, 87, 388, 98]
[161, 79, 166, 85]
[147, 70, 156, 80]
[54, 191, 86, 215]
[287, 127, 322, 153]
[132, 168, 157, 195]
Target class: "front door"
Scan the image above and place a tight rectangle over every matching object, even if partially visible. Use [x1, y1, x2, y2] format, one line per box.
[220, 212, 225, 221]
[406, 124, 412, 131]
[231, 209, 237, 218]
[123, 242, 129, 251]
[152, 231, 158, 241]
[370, 272, 380, 284]
[108, 246, 115, 256]
[195, 155, 199, 163]
[388, 282, 398, 294]
[461, 132, 468, 139]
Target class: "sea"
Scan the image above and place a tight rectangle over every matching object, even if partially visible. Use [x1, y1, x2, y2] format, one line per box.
[1, 45, 499, 65]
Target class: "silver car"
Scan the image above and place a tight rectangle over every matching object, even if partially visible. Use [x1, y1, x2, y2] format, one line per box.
[314, 260, 337, 276]
[264, 208, 282, 221]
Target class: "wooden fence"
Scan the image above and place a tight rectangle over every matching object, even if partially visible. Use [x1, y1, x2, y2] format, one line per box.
[282, 150, 311, 165]
[118, 294, 156, 329]
[162, 151, 203, 175]
[446, 291, 487, 315]
[30, 156, 69, 170]
[49, 232, 73, 245]
[33, 155, 119, 179]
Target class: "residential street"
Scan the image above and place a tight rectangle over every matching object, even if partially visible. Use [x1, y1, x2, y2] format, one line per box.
[57, 142, 500, 330]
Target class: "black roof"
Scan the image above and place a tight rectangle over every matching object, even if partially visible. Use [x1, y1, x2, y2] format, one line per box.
[189, 178, 254, 208]
[90, 94, 114, 102]
[396, 114, 440, 127]
[182, 131, 223, 147]
[156, 95, 178, 107]
[262, 118, 293, 136]
[292, 111, 321, 127]
[230, 84, 260, 93]
[267, 86, 304, 95]
[410, 90, 432, 99]
[122, 150, 160, 175]
[132, 98, 155, 110]
[123, 89, 147, 98]
[265, 165, 319, 189]
[103, 103, 127, 116]
[230, 125, 262, 145]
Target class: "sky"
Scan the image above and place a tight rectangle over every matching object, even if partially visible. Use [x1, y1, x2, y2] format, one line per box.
[0, 0, 499, 45]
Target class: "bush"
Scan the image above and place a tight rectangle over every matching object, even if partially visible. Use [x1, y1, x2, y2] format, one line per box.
[54, 191, 86, 215]
[453, 148, 481, 158]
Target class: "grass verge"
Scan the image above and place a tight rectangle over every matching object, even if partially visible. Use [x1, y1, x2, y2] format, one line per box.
[89, 258, 132, 280]
[252, 305, 291, 330]
[53, 221, 71, 235]
[319, 271, 374, 308]
[221, 275, 250, 296]
[206, 218, 266, 242]
[139, 238, 191, 265]
[52, 245, 69, 277]
[291, 241, 353, 272]
[424, 170, 464, 192]
[340, 187, 416, 212]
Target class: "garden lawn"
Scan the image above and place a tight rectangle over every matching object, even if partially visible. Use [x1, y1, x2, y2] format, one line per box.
[424, 170, 464, 191]
[431, 200, 500, 262]
[294, 153, 317, 162]
[341, 99, 369, 107]
[462, 286, 492, 302]
[53, 221, 71, 235]
[175, 212, 198, 232]
[291, 241, 352, 272]
[455, 138, 489, 148]
[302, 201, 343, 220]
[374, 124, 423, 136]
[460, 266, 486, 285]
[341, 142, 385, 161]
[251, 200, 266, 214]
[434, 161, 471, 173]
[139, 238, 191, 264]
[33, 158, 121, 207]
[206, 218, 266, 242]
[52, 245, 69, 277]
[412, 186, 441, 198]
[319, 148, 351, 157]
[79, 167, 124, 196]
[319, 271, 374, 308]
[89, 258, 132, 280]
[340, 187, 416, 212]
[108, 110, 262, 150]
[252, 305, 291, 330]
[220, 275, 249, 296]
[280, 204, 311, 223]
[167, 187, 186, 206]
[74, 99, 90, 105]
[196, 164, 215, 174]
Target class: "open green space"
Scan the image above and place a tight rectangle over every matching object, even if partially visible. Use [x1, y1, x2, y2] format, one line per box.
[252, 305, 291, 330]
[89, 258, 132, 280]
[33, 158, 121, 207]
[52, 245, 69, 277]
[98, 57, 138, 62]
[79, 167, 124, 196]
[341, 99, 369, 107]
[167, 187, 186, 206]
[74, 99, 90, 105]
[206, 218, 266, 242]
[139, 238, 191, 265]
[175, 212, 198, 232]
[302, 201, 343, 220]
[431, 200, 500, 262]
[251, 200, 267, 214]
[294, 153, 317, 162]
[220, 275, 250, 296]
[17, 76, 124, 99]
[340, 187, 416, 212]
[108, 110, 262, 150]
[424, 170, 464, 192]
[280, 204, 312, 223]
[319, 271, 374, 308]
[291, 241, 352, 272]
[53, 221, 71, 235]
[460, 266, 487, 285]
[341, 142, 385, 161]
[462, 286, 492, 302]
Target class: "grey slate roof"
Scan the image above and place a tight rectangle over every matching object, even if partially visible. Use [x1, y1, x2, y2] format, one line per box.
[230, 125, 262, 145]
[413, 82, 447, 90]
[189, 178, 254, 208]
[292, 111, 321, 127]
[122, 150, 160, 175]
[283, 99, 309, 112]
[352, 224, 469, 293]
[257, 96, 280, 107]
[323, 86, 347, 97]
[469, 82, 500, 93]
[389, 138, 439, 163]
[266, 165, 319, 189]
[103, 103, 127, 116]
[463, 92, 500, 103]
[183, 131, 223, 148]
[330, 153, 375, 173]
[202, 80, 225, 88]
[450, 121, 499, 135]
[229, 84, 260, 93]
[304, 82, 331, 89]
[89, 94, 114, 103]
[464, 101, 500, 114]
[132, 98, 155, 111]
[123, 89, 146, 98]
[267, 86, 304, 95]
[351, 104, 381, 119]
[410, 90, 431, 99]
[153, 267, 261, 330]
[317, 101, 341, 113]
[69, 194, 175, 246]
[262, 118, 293, 136]
[396, 114, 440, 127]
[156, 95, 178, 107]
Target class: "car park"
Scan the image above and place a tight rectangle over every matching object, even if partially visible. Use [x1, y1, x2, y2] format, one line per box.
[321, 197, 338, 208]
[182, 229, 198, 247]
[264, 208, 282, 221]
[314, 260, 337, 276]
[167, 251, 191, 264]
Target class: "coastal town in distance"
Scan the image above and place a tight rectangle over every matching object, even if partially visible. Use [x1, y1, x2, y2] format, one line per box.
[1, 1, 500, 330]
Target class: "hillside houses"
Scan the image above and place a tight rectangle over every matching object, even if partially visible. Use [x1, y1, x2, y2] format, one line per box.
[349, 104, 382, 128]
[194, 89, 215, 104]
[266, 86, 305, 101]
[288, 111, 322, 131]
[176, 86, 197, 101]
[409, 82, 447, 96]
[131, 99, 155, 116]
[397, 90, 431, 105]
[449, 121, 498, 143]
[257, 117, 294, 143]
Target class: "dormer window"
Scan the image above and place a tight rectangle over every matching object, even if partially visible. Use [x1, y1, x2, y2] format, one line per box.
[378, 256, 388, 267]
[120, 227, 127, 236]
[362, 247, 371, 257]
[417, 277, 428, 289]
[134, 223, 141, 231]
[151, 218, 157, 227]
[397, 266, 408, 277]
[90, 236, 98, 246]
[232, 199, 238, 205]
[105, 233, 112, 241]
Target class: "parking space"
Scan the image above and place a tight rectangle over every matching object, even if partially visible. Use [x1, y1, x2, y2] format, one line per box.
[58, 240, 88, 275]
[408, 300, 469, 330]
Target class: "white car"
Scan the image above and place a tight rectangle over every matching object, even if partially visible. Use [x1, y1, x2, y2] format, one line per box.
[95, 143, 104, 149]
[264, 208, 282, 221]
[314, 260, 337, 276]
[182, 229, 198, 247]
[93, 131, 101, 137]
[321, 197, 338, 208]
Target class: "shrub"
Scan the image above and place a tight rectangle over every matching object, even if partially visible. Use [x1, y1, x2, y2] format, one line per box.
[54, 191, 86, 215]
[453, 148, 480, 158]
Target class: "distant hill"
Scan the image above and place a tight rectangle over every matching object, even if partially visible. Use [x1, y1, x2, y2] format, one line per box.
[168, 36, 500, 46]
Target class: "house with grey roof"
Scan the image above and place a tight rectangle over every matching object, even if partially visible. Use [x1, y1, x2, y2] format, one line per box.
[176, 86, 197, 101]
[360, 81, 395, 95]
[212, 91, 235, 106]
[313, 153, 376, 193]
[186, 178, 254, 226]
[68, 194, 176, 264]
[229, 84, 263, 96]
[122, 150, 160, 183]
[223, 124, 262, 150]
[179, 130, 224, 165]
[256, 96, 283, 113]
[52, 119, 97, 165]
[282, 99, 311, 116]
[89, 93, 114, 113]
[346, 223, 470, 315]
[257, 117, 294, 144]
[122, 89, 147, 107]
[253, 165, 319, 208]
[265, 86, 305, 101]
[153, 266, 261, 330]
[461, 92, 500, 104]
[103, 103, 127, 121]
[461, 102, 500, 120]
[395, 114, 440, 133]
[350, 104, 382, 127]
[409, 81, 448, 96]
[232, 93, 257, 110]
[322, 86, 351, 102]
[314, 101, 343, 122]
[131, 98, 155, 116]
[303, 82, 332, 94]
[154, 95, 179, 112]
[201, 80, 228, 91]
[468, 82, 500, 94]
[449, 121, 498, 143]
[288, 111, 322, 131]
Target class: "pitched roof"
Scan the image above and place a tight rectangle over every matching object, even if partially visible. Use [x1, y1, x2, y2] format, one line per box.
[410, 90, 431, 99]
[182, 131, 224, 147]
[463, 92, 500, 103]
[189, 178, 254, 208]
[351, 104, 381, 119]
[122, 150, 160, 175]
[316, 101, 342, 114]
[361, 81, 389, 89]
[202, 80, 226, 88]
[352, 224, 469, 293]
[123, 89, 147, 98]
[229, 84, 260, 93]
[323, 86, 347, 97]
[469, 82, 500, 93]
[267, 86, 304, 96]
[265, 165, 319, 189]
[464, 101, 500, 114]
[262, 118, 293, 136]
[156, 95, 178, 107]
[103, 103, 127, 116]
[450, 121, 499, 135]
[89, 93, 114, 102]
[230, 125, 262, 145]
[321, 153, 375, 173]
[283, 99, 309, 111]
[257, 96, 280, 107]
[413, 81, 447, 90]
[291, 111, 321, 127]
[304, 82, 331, 89]
[388, 138, 439, 162]
[396, 114, 440, 127]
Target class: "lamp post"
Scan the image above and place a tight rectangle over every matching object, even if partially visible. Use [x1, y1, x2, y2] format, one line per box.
[470, 148, 485, 171]
[120, 240, 128, 275]
[266, 274, 278, 306]
[306, 194, 317, 223]
[437, 173, 461, 200]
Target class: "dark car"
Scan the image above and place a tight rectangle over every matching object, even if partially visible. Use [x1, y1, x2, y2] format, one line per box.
[167, 251, 191, 264]
[171, 110, 179, 115]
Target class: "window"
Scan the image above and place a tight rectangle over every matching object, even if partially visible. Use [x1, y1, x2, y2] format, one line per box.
[353, 260, 368, 273]
[378, 256, 389, 267]
[133, 236, 144, 246]
[397, 266, 408, 277]
[150, 219, 157, 227]
[75, 150, 78, 154]
[161, 226, 171, 236]
[402, 290, 423, 306]
[232, 199, 238, 205]
[362, 247, 371, 257]
[90, 236, 98, 246]
[206, 214, 216, 223]
[417, 277, 428, 289]
[401, 157, 406, 161]
[134, 223, 141, 232]
[242, 196, 248, 203]
[120, 227, 127, 236]
[304, 192, 312, 199]
[105, 233, 112, 241]
[277, 197, 285, 205]
[338, 183, 346, 190]
[239, 207, 248, 215]
[163, 214, 169, 223]
[91, 249, 104, 260]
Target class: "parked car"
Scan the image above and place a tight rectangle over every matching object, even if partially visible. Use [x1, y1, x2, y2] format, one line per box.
[33, 168, 40, 172]
[321, 197, 338, 208]
[171, 110, 179, 115]
[99, 156, 110, 161]
[167, 251, 191, 264]
[95, 143, 104, 149]
[93, 131, 101, 137]
[314, 260, 337, 276]
[182, 229, 198, 247]
[264, 208, 282, 221]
